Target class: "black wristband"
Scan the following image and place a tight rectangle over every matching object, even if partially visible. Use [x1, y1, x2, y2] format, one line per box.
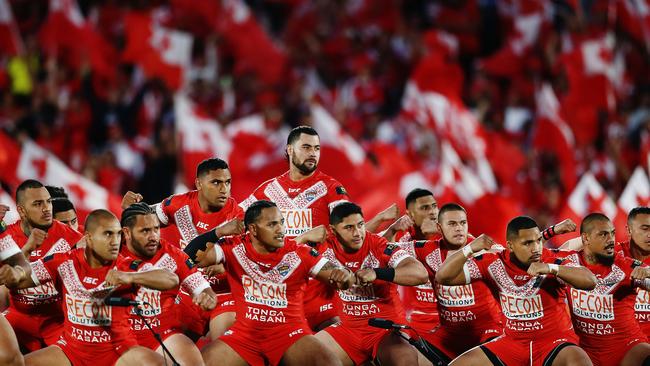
[184, 228, 220, 260]
[205, 228, 220, 243]
[373, 267, 395, 282]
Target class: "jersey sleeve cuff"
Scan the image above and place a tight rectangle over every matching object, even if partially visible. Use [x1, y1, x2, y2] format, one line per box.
[309, 257, 329, 277]
[0, 236, 20, 261]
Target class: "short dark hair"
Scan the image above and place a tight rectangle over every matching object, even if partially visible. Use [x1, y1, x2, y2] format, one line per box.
[244, 200, 277, 228]
[85, 209, 119, 233]
[196, 158, 229, 178]
[628, 207, 650, 225]
[506, 216, 539, 242]
[15, 179, 45, 204]
[45, 186, 68, 199]
[121, 202, 156, 229]
[287, 126, 318, 146]
[405, 188, 434, 208]
[438, 203, 466, 222]
[52, 198, 75, 215]
[580, 213, 611, 234]
[330, 202, 363, 225]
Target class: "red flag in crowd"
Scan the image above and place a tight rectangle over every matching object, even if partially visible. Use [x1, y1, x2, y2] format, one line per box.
[38, 0, 117, 80]
[0, 0, 23, 56]
[123, 12, 193, 90]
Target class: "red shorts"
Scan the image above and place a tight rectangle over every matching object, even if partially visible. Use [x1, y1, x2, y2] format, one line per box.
[422, 324, 502, 359]
[136, 327, 182, 351]
[582, 335, 648, 366]
[3, 308, 62, 351]
[210, 293, 236, 320]
[220, 321, 312, 366]
[56, 335, 137, 366]
[407, 311, 440, 334]
[480, 330, 579, 366]
[304, 294, 339, 331]
[324, 322, 393, 365]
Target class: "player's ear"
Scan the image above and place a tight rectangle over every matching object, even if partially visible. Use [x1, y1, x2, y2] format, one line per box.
[195, 177, 202, 191]
[16, 204, 26, 218]
[506, 240, 513, 252]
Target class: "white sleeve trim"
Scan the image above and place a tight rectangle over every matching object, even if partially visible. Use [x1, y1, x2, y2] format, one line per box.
[31, 260, 51, 285]
[309, 257, 329, 278]
[0, 236, 20, 261]
[181, 272, 211, 297]
[154, 203, 169, 226]
[463, 263, 471, 284]
[239, 195, 257, 211]
[214, 245, 225, 264]
[388, 249, 411, 268]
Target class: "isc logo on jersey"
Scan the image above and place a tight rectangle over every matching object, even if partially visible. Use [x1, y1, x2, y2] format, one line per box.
[569, 289, 614, 321]
[134, 288, 162, 317]
[436, 284, 475, 307]
[499, 293, 544, 320]
[65, 294, 112, 326]
[635, 289, 650, 312]
[281, 209, 312, 236]
[242, 275, 288, 308]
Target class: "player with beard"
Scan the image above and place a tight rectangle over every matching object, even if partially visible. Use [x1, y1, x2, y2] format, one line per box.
[2, 180, 82, 351]
[562, 213, 650, 366]
[1, 209, 174, 366]
[186, 200, 353, 366]
[120, 203, 217, 365]
[313, 202, 429, 366]
[239, 126, 351, 331]
[121, 158, 244, 340]
[436, 216, 596, 366]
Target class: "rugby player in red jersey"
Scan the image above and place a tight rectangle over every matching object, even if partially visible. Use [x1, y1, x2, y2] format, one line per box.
[122, 158, 244, 340]
[240, 126, 351, 331]
[2, 180, 82, 351]
[617, 207, 650, 336]
[0, 222, 32, 366]
[1, 209, 177, 366]
[436, 216, 597, 366]
[313, 202, 429, 366]
[381, 188, 441, 364]
[120, 203, 217, 365]
[562, 213, 650, 366]
[186, 200, 353, 366]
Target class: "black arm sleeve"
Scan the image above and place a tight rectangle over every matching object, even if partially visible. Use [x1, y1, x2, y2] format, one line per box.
[183, 229, 219, 260]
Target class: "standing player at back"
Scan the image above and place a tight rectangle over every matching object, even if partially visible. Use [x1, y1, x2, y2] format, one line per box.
[240, 126, 350, 330]
[121, 158, 244, 339]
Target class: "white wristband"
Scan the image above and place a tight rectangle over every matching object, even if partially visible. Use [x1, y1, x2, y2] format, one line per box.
[462, 245, 474, 259]
[548, 264, 559, 275]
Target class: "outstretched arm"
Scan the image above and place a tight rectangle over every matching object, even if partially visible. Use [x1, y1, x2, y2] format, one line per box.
[105, 269, 179, 291]
[527, 262, 597, 290]
[313, 261, 356, 290]
[435, 234, 494, 286]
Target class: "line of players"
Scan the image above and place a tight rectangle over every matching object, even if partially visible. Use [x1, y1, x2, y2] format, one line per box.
[0, 125, 648, 365]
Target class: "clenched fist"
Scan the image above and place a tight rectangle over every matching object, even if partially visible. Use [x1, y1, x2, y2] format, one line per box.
[121, 191, 144, 209]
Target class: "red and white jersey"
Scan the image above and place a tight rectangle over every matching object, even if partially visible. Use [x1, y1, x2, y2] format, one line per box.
[120, 240, 210, 337]
[240, 171, 349, 237]
[397, 239, 439, 318]
[154, 190, 243, 294]
[154, 190, 244, 247]
[3, 220, 82, 315]
[214, 234, 328, 327]
[563, 251, 646, 348]
[618, 241, 650, 334]
[411, 238, 503, 332]
[468, 248, 577, 339]
[394, 227, 439, 243]
[31, 248, 141, 354]
[320, 232, 411, 326]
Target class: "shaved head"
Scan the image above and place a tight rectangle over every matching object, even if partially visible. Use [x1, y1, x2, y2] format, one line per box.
[85, 209, 119, 233]
[580, 213, 611, 235]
